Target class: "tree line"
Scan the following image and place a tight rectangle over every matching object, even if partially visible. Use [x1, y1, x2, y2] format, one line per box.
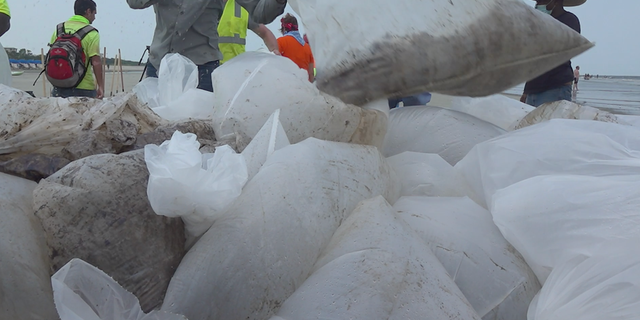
[5, 48, 140, 66]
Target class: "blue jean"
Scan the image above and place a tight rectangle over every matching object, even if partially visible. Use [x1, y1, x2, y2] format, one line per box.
[388, 92, 432, 109]
[145, 60, 219, 93]
[525, 85, 572, 107]
[51, 87, 97, 98]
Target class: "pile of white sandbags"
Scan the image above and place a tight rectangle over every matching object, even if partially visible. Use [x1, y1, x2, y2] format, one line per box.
[454, 119, 640, 318]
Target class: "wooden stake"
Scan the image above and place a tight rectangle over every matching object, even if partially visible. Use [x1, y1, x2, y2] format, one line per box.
[40, 48, 47, 97]
[109, 54, 117, 97]
[118, 49, 125, 92]
[102, 47, 107, 86]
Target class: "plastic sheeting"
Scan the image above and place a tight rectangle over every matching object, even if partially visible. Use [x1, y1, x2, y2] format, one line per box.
[386, 152, 463, 197]
[290, 0, 593, 105]
[211, 52, 387, 151]
[241, 109, 290, 181]
[394, 196, 540, 320]
[455, 119, 640, 208]
[492, 175, 640, 284]
[145, 131, 248, 239]
[161, 138, 399, 320]
[0, 173, 58, 320]
[270, 196, 481, 320]
[383, 106, 505, 165]
[52, 259, 186, 320]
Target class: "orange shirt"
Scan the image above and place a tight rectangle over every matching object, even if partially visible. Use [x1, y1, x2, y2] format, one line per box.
[277, 36, 314, 71]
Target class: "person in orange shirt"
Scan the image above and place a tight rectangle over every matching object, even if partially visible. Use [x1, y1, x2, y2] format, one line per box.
[277, 14, 314, 82]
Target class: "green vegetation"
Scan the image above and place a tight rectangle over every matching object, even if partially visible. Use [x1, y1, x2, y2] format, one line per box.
[5, 48, 140, 66]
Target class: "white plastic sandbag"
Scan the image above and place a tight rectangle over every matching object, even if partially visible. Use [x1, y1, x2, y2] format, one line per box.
[492, 175, 640, 284]
[145, 131, 248, 239]
[271, 196, 481, 320]
[443, 94, 535, 131]
[211, 52, 387, 151]
[241, 109, 290, 181]
[52, 258, 186, 320]
[394, 196, 540, 320]
[0, 42, 12, 86]
[617, 114, 640, 127]
[514, 100, 625, 130]
[455, 119, 640, 208]
[386, 152, 463, 197]
[290, 0, 593, 105]
[383, 106, 505, 165]
[133, 53, 215, 121]
[0, 173, 58, 320]
[528, 242, 640, 320]
[161, 138, 400, 320]
[132, 77, 160, 109]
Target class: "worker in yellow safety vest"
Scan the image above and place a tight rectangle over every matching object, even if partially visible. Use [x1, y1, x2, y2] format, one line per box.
[218, 0, 280, 64]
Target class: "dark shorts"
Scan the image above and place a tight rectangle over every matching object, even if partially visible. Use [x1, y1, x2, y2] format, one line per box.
[574, 78, 579, 84]
[145, 60, 219, 93]
[51, 87, 97, 98]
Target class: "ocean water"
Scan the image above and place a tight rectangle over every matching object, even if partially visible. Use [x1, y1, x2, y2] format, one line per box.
[504, 76, 640, 115]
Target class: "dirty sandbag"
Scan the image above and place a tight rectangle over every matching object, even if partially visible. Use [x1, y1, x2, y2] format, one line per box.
[241, 109, 290, 181]
[454, 119, 640, 208]
[0, 153, 71, 181]
[133, 77, 160, 109]
[440, 94, 535, 131]
[289, 0, 593, 105]
[52, 258, 187, 320]
[383, 106, 505, 165]
[386, 152, 463, 197]
[34, 150, 185, 312]
[161, 138, 400, 320]
[528, 241, 640, 320]
[617, 114, 640, 127]
[492, 175, 640, 285]
[394, 196, 540, 320]
[0, 173, 58, 320]
[145, 131, 248, 240]
[271, 196, 480, 320]
[211, 52, 387, 151]
[0, 90, 166, 157]
[513, 100, 627, 130]
[126, 119, 219, 152]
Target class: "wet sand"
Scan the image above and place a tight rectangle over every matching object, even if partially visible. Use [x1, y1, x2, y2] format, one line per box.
[10, 66, 147, 98]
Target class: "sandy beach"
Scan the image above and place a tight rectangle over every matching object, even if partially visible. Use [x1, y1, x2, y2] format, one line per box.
[10, 65, 147, 98]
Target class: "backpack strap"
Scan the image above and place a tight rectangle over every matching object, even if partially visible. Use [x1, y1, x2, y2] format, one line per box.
[56, 23, 66, 36]
[74, 25, 98, 40]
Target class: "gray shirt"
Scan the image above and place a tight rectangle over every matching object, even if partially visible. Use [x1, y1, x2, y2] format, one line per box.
[127, 0, 285, 68]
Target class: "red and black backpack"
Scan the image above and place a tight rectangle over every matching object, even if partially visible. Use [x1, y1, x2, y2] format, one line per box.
[43, 23, 98, 88]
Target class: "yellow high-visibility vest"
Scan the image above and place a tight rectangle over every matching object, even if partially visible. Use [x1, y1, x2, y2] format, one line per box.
[218, 0, 248, 64]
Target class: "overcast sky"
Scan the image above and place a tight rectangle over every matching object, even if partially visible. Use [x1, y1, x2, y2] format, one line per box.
[3, 0, 638, 76]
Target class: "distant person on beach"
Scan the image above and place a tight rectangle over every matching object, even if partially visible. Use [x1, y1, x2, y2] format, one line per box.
[218, 0, 280, 64]
[127, 0, 286, 92]
[0, 0, 10, 37]
[520, 0, 584, 107]
[277, 14, 314, 82]
[49, 0, 104, 99]
[574, 65, 580, 92]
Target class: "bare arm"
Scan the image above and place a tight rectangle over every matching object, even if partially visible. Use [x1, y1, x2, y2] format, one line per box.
[0, 13, 9, 37]
[91, 56, 105, 99]
[250, 24, 279, 55]
[307, 63, 314, 83]
[236, 0, 286, 24]
[126, 0, 157, 9]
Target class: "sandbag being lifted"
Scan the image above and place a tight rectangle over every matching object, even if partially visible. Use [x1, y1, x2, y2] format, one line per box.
[290, 0, 593, 105]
